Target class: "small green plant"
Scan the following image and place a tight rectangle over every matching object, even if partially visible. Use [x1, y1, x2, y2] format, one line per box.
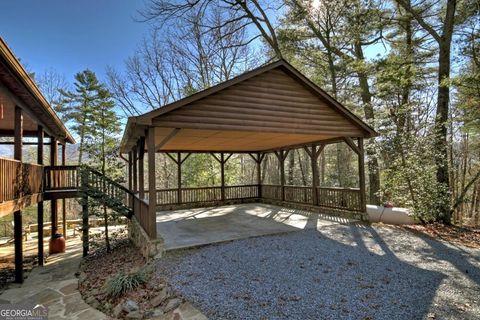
[105, 270, 147, 298]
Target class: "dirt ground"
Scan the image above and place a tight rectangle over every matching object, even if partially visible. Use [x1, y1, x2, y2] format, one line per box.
[399, 223, 480, 248]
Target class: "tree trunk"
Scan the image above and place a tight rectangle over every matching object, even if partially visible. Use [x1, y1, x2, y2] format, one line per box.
[435, 39, 452, 223]
[354, 42, 381, 204]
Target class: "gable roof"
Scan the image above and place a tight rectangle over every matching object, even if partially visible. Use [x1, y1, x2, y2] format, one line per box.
[120, 59, 376, 153]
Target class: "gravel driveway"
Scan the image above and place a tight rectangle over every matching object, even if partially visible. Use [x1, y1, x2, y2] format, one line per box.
[155, 223, 480, 319]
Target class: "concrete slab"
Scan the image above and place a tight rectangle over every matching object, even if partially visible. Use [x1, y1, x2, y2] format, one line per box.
[156, 203, 356, 250]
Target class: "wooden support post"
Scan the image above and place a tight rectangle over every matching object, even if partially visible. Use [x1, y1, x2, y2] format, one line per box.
[147, 127, 157, 238]
[249, 153, 264, 199]
[177, 152, 182, 204]
[37, 125, 44, 266]
[61, 144, 66, 239]
[257, 153, 263, 198]
[50, 138, 58, 235]
[311, 145, 319, 206]
[37, 201, 44, 265]
[132, 146, 138, 193]
[138, 137, 145, 199]
[82, 196, 89, 257]
[275, 150, 288, 202]
[358, 138, 367, 212]
[220, 153, 225, 201]
[13, 106, 23, 283]
[128, 151, 133, 191]
[14, 107, 22, 161]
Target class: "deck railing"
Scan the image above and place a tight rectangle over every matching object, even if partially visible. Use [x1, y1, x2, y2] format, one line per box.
[44, 165, 78, 190]
[1, 159, 364, 240]
[152, 184, 362, 212]
[132, 194, 155, 238]
[153, 184, 260, 205]
[225, 184, 259, 200]
[317, 187, 362, 212]
[0, 157, 43, 203]
[284, 185, 313, 204]
[261, 184, 283, 200]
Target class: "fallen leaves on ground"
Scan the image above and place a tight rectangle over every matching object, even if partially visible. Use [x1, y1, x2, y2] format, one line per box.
[400, 223, 480, 248]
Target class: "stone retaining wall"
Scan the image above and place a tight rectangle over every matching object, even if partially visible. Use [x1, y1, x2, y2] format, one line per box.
[128, 216, 164, 259]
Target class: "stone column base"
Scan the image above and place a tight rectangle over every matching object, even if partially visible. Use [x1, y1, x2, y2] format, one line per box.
[128, 216, 164, 260]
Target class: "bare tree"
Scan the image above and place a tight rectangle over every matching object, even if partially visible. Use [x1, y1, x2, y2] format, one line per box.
[108, 4, 256, 116]
[36, 68, 70, 120]
[141, 0, 283, 58]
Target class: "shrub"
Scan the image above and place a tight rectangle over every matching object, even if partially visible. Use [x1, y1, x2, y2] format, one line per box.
[105, 270, 147, 298]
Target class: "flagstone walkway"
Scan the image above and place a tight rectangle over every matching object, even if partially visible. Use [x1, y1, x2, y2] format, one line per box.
[0, 237, 107, 320]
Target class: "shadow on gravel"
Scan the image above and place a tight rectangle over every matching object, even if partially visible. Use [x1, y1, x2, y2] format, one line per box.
[160, 227, 450, 320]
[419, 235, 480, 286]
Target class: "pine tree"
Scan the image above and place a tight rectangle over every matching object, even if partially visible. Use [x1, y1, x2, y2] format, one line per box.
[89, 85, 123, 252]
[59, 70, 101, 164]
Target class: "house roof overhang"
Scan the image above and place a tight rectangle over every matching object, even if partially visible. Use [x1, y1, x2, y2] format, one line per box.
[0, 37, 75, 144]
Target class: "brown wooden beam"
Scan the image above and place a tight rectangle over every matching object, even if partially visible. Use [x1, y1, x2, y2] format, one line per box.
[37, 125, 44, 266]
[14, 107, 23, 160]
[180, 153, 191, 164]
[221, 153, 225, 201]
[274, 150, 289, 201]
[0, 129, 46, 137]
[128, 151, 133, 191]
[13, 106, 23, 283]
[155, 128, 180, 151]
[132, 146, 138, 192]
[61, 144, 66, 239]
[50, 138, 58, 235]
[343, 137, 360, 155]
[177, 152, 182, 203]
[138, 136, 145, 199]
[358, 138, 367, 212]
[0, 141, 54, 145]
[165, 152, 178, 164]
[147, 127, 157, 238]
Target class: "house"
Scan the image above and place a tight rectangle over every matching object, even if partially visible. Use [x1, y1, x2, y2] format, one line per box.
[0, 37, 74, 282]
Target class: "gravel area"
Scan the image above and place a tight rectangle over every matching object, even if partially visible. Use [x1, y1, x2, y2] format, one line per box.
[155, 223, 480, 320]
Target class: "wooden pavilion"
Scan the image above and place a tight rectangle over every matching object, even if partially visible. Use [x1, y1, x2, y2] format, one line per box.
[120, 60, 377, 241]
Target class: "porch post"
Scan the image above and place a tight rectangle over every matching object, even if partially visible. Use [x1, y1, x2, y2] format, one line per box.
[13, 106, 23, 283]
[358, 138, 367, 212]
[132, 146, 138, 193]
[81, 169, 89, 257]
[37, 125, 44, 266]
[177, 152, 182, 204]
[220, 153, 225, 201]
[278, 150, 286, 201]
[311, 145, 319, 206]
[147, 127, 157, 238]
[61, 143, 66, 239]
[257, 153, 262, 198]
[138, 137, 145, 199]
[50, 138, 58, 236]
[128, 151, 133, 191]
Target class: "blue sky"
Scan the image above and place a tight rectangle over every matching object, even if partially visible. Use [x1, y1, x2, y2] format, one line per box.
[0, 0, 150, 82]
